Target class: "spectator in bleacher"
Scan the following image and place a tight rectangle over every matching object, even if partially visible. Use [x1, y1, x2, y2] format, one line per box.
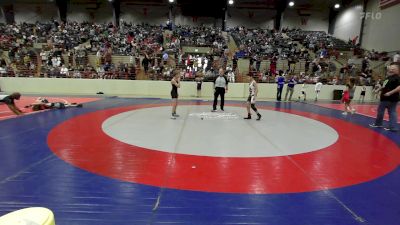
[40, 50, 48, 64]
[49, 55, 56, 68]
[330, 76, 338, 85]
[361, 57, 370, 73]
[227, 69, 235, 83]
[255, 56, 261, 72]
[96, 66, 105, 79]
[328, 60, 337, 77]
[23, 54, 31, 66]
[0, 64, 6, 76]
[393, 52, 400, 63]
[96, 50, 102, 67]
[305, 58, 311, 74]
[288, 56, 296, 74]
[205, 68, 214, 78]
[320, 48, 328, 58]
[232, 55, 238, 71]
[270, 56, 277, 76]
[312, 61, 322, 77]
[60, 64, 69, 78]
[142, 54, 150, 74]
[162, 52, 169, 65]
[128, 64, 136, 80]
[72, 68, 81, 79]
[10, 63, 19, 77]
[28, 62, 35, 77]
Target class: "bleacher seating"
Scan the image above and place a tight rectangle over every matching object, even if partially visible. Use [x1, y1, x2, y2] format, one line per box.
[0, 22, 394, 86]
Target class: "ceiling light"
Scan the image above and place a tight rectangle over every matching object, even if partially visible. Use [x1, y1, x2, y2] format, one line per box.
[289, 1, 295, 7]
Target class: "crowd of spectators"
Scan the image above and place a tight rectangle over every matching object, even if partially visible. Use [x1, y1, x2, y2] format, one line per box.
[167, 26, 226, 50]
[229, 27, 312, 77]
[288, 29, 354, 52]
[230, 27, 301, 60]
[0, 21, 396, 86]
[0, 21, 167, 79]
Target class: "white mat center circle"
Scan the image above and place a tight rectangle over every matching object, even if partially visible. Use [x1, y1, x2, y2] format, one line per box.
[102, 105, 339, 157]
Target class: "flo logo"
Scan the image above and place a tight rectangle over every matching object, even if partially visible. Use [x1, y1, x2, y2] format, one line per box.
[360, 12, 382, 20]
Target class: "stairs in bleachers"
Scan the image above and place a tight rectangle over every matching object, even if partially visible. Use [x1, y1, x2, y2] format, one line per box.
[111, 55, 132, 65]
[260, 60, 269, 72]
[276, 59, 287, 72]
[87, 55, 135, 67]
[87, 55, 97, 68]
[227, 34, 239, 53]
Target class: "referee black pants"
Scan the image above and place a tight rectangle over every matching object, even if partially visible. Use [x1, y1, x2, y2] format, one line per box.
[277, 86, 283, 101]
[213, 87, 225, 110]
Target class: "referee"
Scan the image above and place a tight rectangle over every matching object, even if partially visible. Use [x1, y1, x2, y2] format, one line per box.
[212, 68, 229, 112]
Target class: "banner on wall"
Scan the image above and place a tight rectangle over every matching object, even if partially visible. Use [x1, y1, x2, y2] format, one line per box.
[380, 0, 400, 9]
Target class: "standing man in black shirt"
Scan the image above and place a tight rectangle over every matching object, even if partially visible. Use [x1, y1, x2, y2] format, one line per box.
[212, 68, 228, 112]
[370, 62, 400, 132]
[142, 54, 150, 75]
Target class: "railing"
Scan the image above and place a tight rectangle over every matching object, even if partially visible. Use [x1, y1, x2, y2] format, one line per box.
[0, 69, 37, 77]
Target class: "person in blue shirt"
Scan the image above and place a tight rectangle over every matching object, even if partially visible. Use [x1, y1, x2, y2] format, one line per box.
[162, 52, 169, 65]
[276, 70, 285, 101]
[284, 75, 297, 101]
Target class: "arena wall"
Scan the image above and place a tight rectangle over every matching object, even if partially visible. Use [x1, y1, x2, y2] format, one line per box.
[226, 8, 275, 29]
[0, 77, 374, 101]
[9, 3, 324, 33]
[8, 1, 399, 53]
[14, 3, 58, 23]
[362, 0, 400, 52]
[333, 2, 363, 43]
[174, 14, 216, 27]
[282, 8, 329, 32]
[0, 8, 5, 24]
[120, 4, 168, 25]
[68, 3, 113, 23]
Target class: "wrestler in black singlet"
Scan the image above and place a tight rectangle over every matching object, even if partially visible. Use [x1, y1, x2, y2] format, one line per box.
[171, 79, 179, 99]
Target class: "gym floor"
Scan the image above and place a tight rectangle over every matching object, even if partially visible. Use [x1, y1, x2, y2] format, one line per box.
[0, 96, 399, 225]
